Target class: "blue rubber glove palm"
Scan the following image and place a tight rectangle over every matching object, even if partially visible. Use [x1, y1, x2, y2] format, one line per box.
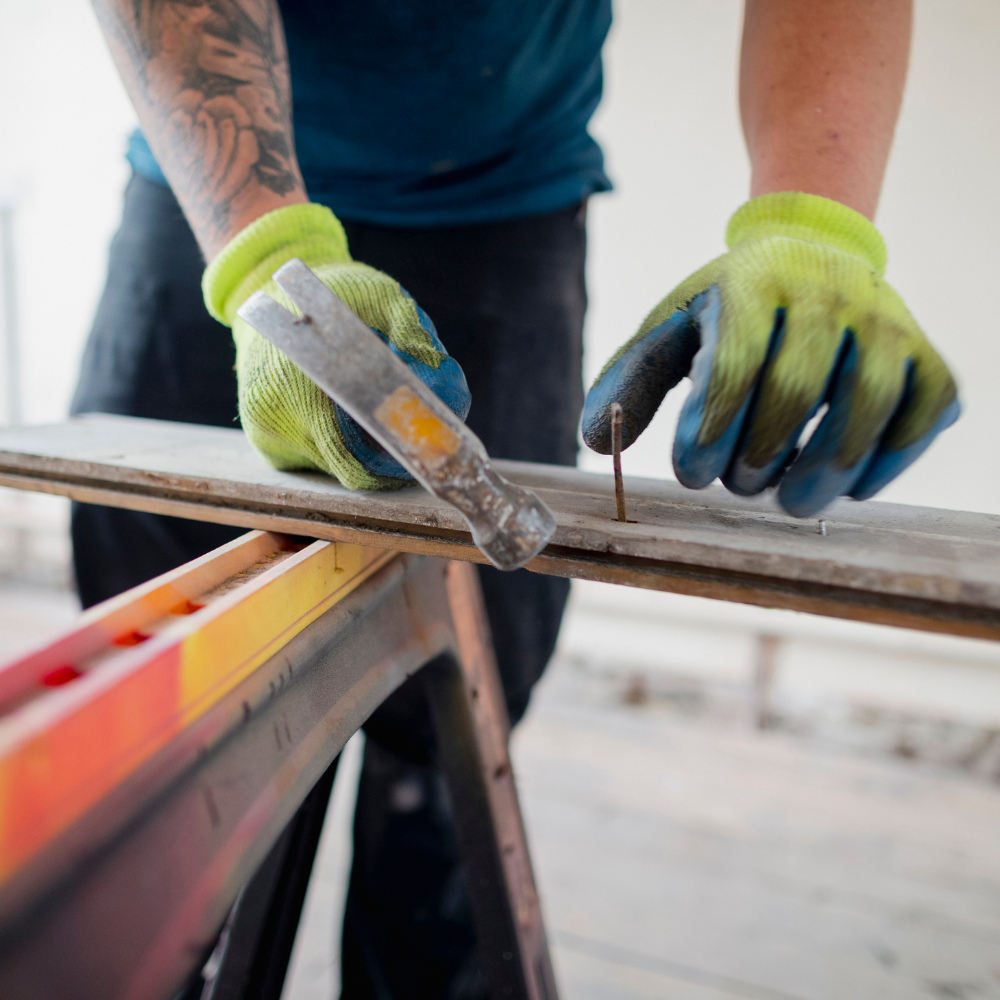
[582, 193, 960, 517]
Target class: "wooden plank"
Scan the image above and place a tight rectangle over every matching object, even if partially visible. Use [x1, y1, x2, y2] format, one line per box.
[1, 414, 999, 640]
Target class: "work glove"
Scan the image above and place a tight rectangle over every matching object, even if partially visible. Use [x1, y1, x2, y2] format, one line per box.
[581, 192, 960, 517]
[203, 203, 471, 490]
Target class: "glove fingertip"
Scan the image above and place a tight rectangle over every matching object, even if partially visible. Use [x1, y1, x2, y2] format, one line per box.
[848, 396, 961, 501]
[777, 455, 872, 518]
[672, 391, 751, 489]
[670, 286, 747, 489]
[582, 309, 700, 454]
[439, 357, 473, 421]
[580, 376, 646, 454]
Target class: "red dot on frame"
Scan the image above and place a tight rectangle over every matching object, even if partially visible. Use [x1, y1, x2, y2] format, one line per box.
[113, 630, 151, 647]
[169, 599, 205, 616]
[42, 665, 82, 687]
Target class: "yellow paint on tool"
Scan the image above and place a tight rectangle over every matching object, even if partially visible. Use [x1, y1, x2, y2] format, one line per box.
[374, 385, 461, 464]
[178, 543, 392, 726]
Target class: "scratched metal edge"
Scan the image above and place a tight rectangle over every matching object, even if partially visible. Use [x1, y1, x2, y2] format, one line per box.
[0, 552, 434, 949]
[3, 468, 1000, 638]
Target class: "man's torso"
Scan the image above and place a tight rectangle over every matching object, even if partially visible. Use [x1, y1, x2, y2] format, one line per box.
[129, 0, 613, 225]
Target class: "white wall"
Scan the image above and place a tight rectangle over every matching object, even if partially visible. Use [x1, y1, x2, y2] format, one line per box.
[0, 2, 135, 425]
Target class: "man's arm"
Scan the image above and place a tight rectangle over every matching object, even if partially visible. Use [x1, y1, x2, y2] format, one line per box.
[583, 0, 958, 517]
[92, 0, 308, 259]
[740, 0, 912, 220]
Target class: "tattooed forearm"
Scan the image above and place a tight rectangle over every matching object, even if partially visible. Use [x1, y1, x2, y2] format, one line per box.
[92, 0, 306, 257]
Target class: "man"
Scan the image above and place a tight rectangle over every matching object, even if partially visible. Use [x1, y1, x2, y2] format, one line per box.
[77, 1, 958, 996]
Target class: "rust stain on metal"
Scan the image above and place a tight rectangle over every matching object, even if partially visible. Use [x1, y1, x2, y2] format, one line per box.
[373, 385, 461, 466]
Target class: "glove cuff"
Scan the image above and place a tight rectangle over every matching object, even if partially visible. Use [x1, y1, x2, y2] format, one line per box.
[202, 203, 351, 326]
[726, 192, 887, 277]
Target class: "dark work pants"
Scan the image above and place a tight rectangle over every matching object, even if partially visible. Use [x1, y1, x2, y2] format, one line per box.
[70, 175, 586, 999]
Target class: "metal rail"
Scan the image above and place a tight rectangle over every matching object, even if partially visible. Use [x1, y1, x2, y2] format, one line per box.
[0, 535, 556, 1000]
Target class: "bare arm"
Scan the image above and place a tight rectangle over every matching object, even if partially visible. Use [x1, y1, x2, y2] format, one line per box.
[740, 0, 912, 220]
[92, 0, 308, 259]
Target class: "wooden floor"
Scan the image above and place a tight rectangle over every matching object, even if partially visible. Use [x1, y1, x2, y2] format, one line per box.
[520, 666, 1000, 1000]
[283, 651, 1000, 1000]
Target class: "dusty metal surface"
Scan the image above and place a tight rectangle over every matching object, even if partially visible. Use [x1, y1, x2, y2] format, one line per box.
[0, 546, 556, 1000]
[431, 561, 559, 1000]
[1, 415, 1000, 638]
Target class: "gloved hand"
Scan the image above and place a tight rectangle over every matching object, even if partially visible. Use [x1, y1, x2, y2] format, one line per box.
[582, 193, 960, 517]
[203, 203, 471, 490]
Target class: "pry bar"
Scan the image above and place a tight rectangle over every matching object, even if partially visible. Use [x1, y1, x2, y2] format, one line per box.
[238, 260, 556, 571]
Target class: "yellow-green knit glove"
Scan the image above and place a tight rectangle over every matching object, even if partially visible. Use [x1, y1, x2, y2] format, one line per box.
[582, 192, 959, 517]
[203, 204, 470, 490]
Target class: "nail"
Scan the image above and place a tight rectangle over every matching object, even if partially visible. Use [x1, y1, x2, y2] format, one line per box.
[611, 402, 627, 523]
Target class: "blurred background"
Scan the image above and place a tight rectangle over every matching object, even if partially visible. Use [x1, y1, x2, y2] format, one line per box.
[1, 1, 999, 997]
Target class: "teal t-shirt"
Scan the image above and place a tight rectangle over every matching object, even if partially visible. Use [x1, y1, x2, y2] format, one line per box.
[128, 0, 612, 225]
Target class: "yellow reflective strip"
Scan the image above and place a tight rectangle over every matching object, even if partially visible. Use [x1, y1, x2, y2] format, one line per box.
[178, 542, 393, 726]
